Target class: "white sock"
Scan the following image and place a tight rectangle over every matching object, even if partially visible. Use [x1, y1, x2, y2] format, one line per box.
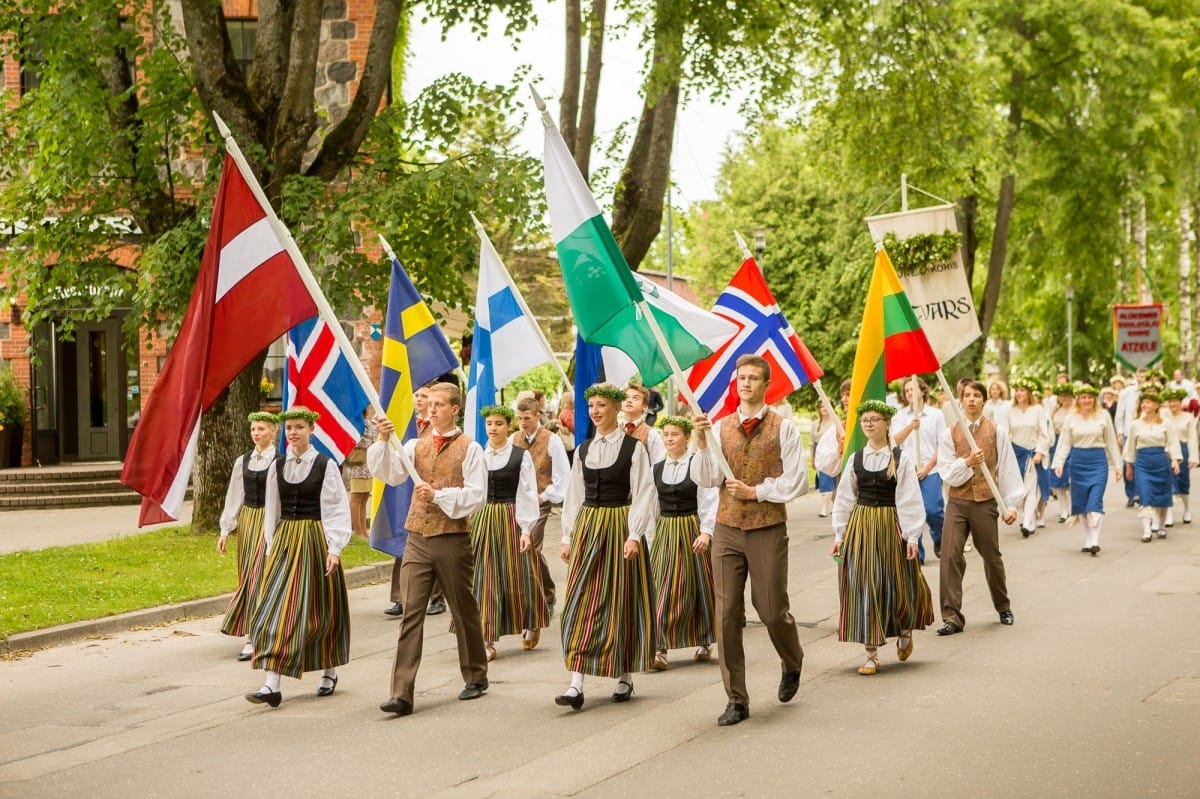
[569, 671, 584, 692]
[320, 668, 336, 687]
[1143, 517, 1153, 535]
[1166, 509, 1174, 525]
[614, 672, 633, 694]
[264, 670, 281, 692]
[240, 641, 254, 655]
[1079, 519, 1092, 547]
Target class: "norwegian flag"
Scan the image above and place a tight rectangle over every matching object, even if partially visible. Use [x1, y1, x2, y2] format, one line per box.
[283, 316, 371, 464]
[121, 153, 318, 526]
[686, 257, 823, 421]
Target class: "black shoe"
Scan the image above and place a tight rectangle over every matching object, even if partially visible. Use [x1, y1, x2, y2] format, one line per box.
[555, 690, 585, 710]
[380, 697, 413, 716]
[459, 679, 489, 700]
[936, 621, 963, 636]
[316, 675, 338, 697]
[1081, 547, 1091, 553]
[1126, 499, 1136, 508]
[1020, 526, 1034, 538]
[611, 680, 634, 702]
[933, 542, 942, 559]
[245, 688, 282, 708]
[778, 667, 802, 703]
[427, 599, 447, 616]
[1090, 545, 1100, 556]
[384, 602, 404, 617]
[999, 610, 1014, 625]
[1057, 514, 1068, 523]
[717, 702, 750, 726]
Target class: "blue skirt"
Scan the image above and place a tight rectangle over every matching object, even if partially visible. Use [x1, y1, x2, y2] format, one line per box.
[1068, 448, 1109, 516]
[1012, 443, 1034, 479]
[1173, 444, 1190, 496]
[1050, 437, 1071, 489]
[1037, 462, 1051, 501]
[1134, 448, 1173, 509]
[817, 471, 837, 493]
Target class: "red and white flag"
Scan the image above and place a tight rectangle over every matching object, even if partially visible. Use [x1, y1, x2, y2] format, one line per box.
[121, 154, 317, 525]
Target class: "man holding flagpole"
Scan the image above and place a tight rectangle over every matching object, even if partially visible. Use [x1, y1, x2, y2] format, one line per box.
[692, 354, 809, 727]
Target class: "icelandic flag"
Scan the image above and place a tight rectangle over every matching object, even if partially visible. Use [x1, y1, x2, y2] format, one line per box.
[687, 257, 824, 421]
[369, 255, 460, 558]
[283, 316, 371, 464]
[465, 222, 559, 441]
[121, 153, 318, 525]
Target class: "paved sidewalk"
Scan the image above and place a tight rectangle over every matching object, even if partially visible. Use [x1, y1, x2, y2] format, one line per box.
[0, 502, 194, 554]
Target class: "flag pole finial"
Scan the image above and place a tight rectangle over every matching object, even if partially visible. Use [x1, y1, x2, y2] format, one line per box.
[211, 111, 232, 140]
[529, 84, 555, 129]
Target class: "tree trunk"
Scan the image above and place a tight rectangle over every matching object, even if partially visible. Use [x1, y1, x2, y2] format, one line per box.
[559, 0, 581, 154]
[1193, 195, 1200, 376]
[574, 0, 607, 180]
[995, 336, 1010, 382]
[956, 192, 978, 288]
[192, 356, 265, 534]
[1134, 196, 1151, 302]
[1180, 202, 1193, 370]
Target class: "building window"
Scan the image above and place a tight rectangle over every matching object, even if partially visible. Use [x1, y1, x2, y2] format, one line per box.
[20, 37, 45, 96]
[226, 19, 257, 73]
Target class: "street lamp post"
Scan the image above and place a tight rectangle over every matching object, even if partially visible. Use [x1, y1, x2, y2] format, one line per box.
[753, 227, 767, 271]
[1066, 275, 1074, 381]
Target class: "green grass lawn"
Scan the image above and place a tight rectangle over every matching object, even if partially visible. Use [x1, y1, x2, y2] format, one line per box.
[0, 527, 390, 638]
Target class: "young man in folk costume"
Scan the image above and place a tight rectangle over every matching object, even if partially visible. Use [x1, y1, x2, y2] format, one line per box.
[691, 354, 809, 727]
[369, 382, 490, 717]
[621, 382, 667, 465]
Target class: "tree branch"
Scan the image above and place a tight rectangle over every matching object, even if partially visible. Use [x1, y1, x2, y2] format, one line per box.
[560, 0, 581, 155]
[269, 0, 324, 198]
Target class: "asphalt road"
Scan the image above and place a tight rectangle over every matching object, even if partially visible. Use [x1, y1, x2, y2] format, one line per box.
[2, 485, 1198, 798]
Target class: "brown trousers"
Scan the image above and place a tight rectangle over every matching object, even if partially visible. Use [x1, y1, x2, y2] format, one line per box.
[940, 497, 1011, 628]
[390, 557, 445, 605]
[389, 531, 487, 702]
[528, 502, 556, 606]
[712, 522, 805, 706]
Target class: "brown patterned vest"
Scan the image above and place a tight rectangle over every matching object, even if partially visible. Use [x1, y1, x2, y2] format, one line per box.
[513, 426, 553, 495]
[716, 410, 787, 530]
[404, 432, 472, 536]
[948, 417, 999, 503]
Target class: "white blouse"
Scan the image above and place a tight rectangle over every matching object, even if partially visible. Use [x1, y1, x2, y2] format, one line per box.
[1004, 404, 1051, 456]
[219, 445, 276, 534]
[1122, 418, 1182, 463]
[366, 428, 487, 522]
[691, 409, 809, 502]
[1051, 412, 1121, 470]
[262, 446, 352, 556]
[831, 445, 927, 544]
[483, 441, 541, 534]
[1167, 411, 1199, 463]
[657, 453, 719, 534]
[561, 429, 656, 544]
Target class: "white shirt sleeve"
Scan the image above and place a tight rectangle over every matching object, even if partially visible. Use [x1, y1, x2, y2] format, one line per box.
[831, 455, 859, 542]
[1051, 415, 1075, 471]
[994, 427, 1026, 509]
[366, 438, 417, 485]
[813, 424, 843, 477]
[432, 441, 487, 520]
[644, 427, 667, 466]
[219, 457, 245, 534]
[697, 484, 719, 534]
[542, 433, 571, 505]
[937, 427, 975, 488]
[755, 418, 809, 503]
[894, 452, 929, 542]
[561, 453, 585, 545]
[262, 459, 280, 552]
[320, 456, 353, 556]
[627, 442, 656, 541]
[514, 451, 541, 534]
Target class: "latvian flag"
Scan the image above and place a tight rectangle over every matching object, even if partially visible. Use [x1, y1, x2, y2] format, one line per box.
[121, 154, 318, 526]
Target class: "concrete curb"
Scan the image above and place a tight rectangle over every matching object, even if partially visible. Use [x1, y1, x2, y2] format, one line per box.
[0, 562, 392, 656]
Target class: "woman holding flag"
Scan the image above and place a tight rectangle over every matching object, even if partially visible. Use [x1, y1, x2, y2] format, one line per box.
[556, 383, 656, 710]
[831, 400, 933, 675]
[472, 405, 548, 660]
[245, 406, 351, 707]
[649, 415, 718, 670]
[218, 411, 280, 662]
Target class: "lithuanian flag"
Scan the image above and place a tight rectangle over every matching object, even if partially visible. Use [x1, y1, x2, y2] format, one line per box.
[843, 247, 942, 464]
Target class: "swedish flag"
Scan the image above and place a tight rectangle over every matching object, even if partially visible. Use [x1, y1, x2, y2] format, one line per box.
[369, 257, 460, 558]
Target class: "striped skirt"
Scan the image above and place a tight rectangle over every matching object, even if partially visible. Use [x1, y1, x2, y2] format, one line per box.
[250, 519, 350, 678]
[1068, 447, 1110, 515]
[837, 505, 933, 646]
[560, 505, 655, 677]
[1134, 448, 1173, 509]
[650, 514, 716, 650]
[220, 505, 267, 637]
[470, 502, 548, 641]
[1173, 444, 1190, 496]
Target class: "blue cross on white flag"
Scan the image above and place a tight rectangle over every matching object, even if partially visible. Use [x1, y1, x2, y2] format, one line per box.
[465, 221, 559, 440]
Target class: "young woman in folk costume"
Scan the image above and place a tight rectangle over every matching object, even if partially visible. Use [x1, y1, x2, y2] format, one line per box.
[556, 383, 656, 710]
[1162, 388, 1199, 526]
[1123, 388, 1182, 542]
[1003, 378, 1052, 538]
[470, 405, 549, 660]
[1048, 383, 1077, 522]
[1051, 386, 1123, 556]
[831, 400, 934, 675]
[245, 406, 351, 707]
[218, 411, 280, 662]
[648, 416, 718, 671]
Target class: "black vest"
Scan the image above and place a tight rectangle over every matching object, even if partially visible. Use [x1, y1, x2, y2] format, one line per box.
[579, 435, 637, 508]
[486, 446, 525, 504]
[653, 458, 699, 517]
[853, 447, 903, 508]
[276, 452, 330, 520]
[241, 452, 269, 509]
